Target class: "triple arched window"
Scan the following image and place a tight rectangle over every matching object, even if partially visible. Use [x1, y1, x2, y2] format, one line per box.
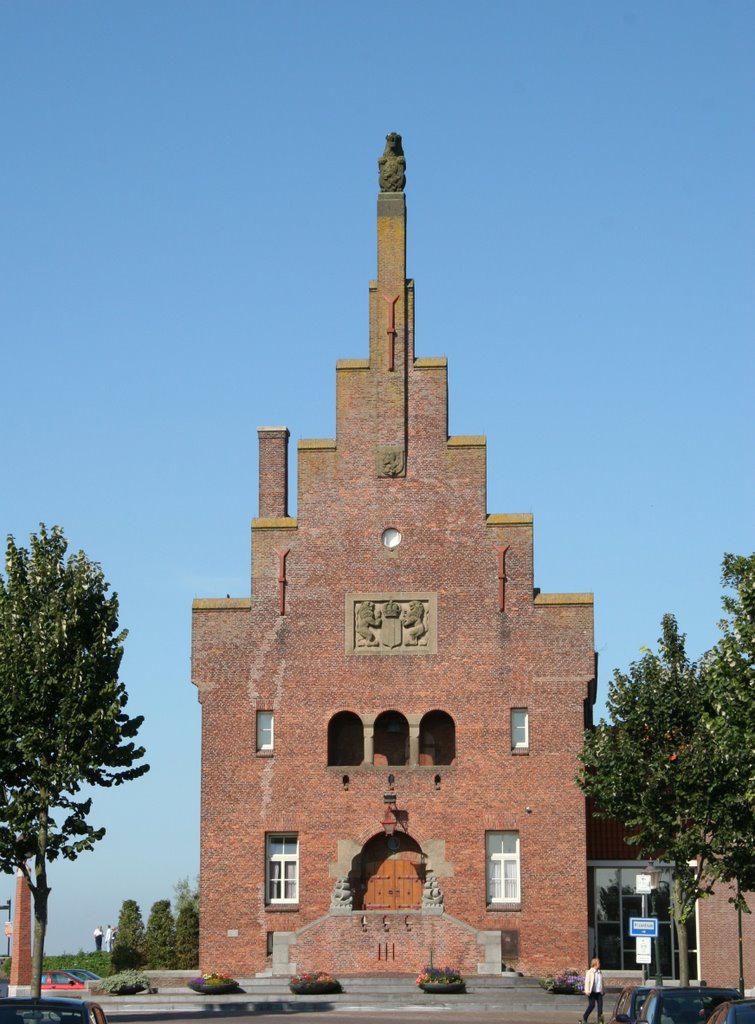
[327, 709, 455, 767]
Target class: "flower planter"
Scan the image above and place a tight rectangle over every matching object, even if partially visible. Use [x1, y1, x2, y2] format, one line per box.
[289, 981, 341, 995]
[188, 982, 240, 995]
[419, 982, 466, 993]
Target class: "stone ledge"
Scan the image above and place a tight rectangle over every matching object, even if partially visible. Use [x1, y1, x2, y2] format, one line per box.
[192, 598, 251, 610]
[414, 357, 448, 369]
[252, 517, 298, 529]
[487, 513, 534, 526]
[534, 593, 593, 605]
[447, 435, 486, 448]
[298, 439, 336, 450]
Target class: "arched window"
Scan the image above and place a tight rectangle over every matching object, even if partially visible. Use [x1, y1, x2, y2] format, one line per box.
[373, 710, 409, 766]
[327, 711, 364, 766]
[419, 710, 456, 765]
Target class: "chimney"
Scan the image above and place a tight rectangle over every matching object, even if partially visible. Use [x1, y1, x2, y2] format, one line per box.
[257, 427, 290, 518]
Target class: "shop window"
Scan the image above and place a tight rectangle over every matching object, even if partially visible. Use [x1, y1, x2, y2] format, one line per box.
[511, 708, 529, 751]
[327, 711, 364, 765]
[486, 831, 520, 904]
[256, 710, 274, 752]
[266, 834, 298, 904]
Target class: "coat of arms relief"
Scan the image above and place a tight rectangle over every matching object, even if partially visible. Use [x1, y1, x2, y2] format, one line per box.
[346, 593, 436, 655]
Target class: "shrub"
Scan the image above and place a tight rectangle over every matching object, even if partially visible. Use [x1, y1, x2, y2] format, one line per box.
[144, 899, 176, 969]
[289, 971, 341, 993]
[42, 951, 112, 976]
[95, 970, 151, 994]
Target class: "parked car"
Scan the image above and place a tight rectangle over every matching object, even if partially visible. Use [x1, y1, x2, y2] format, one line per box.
[57, 973, 100, 984]
[637, 986, 741, 1024]
[0, 996, 108, 1024]
[609, 984, 653, 1024]
[40, 973, 85, 991]
[707, 999, 755, 1024]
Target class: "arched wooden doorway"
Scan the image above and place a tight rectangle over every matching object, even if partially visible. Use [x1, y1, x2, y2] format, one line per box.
[359, 833, 424, 911]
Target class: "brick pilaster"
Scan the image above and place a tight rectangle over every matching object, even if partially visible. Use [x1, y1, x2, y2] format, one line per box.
[9, 870, 32, 992]
[369, 192, 410, 452]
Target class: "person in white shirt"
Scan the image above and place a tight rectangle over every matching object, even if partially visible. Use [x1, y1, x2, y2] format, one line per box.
[581, 957, 604, 1023]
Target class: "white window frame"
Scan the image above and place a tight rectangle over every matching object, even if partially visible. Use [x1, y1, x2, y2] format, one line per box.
[486, 831, 520, 904]
[266, 834, 298, 904]
[256, 710, 274, 752]
[511, 708, 529, 750]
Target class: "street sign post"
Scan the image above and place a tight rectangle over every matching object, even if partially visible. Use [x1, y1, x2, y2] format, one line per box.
[635, 936, 652, 964]
[629, 917, 659, 938]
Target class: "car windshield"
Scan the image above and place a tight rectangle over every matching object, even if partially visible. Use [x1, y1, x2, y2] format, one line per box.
[0, 1013, 84, 1024]
[660, 994, 740, 1024]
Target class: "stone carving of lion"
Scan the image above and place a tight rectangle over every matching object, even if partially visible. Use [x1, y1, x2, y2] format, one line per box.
[402, 601, 427, 646]
[356, 601, 381, 646]
[378, 132, 406, 193]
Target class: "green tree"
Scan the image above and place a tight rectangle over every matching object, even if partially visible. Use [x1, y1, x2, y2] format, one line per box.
[113, 898, 145, 971]
[578, 614, 719, 986]
[144, 899, 176, 969]
[0, 525, 149, 996]
[173, 877, 199, 969]
[702, 554, 755, 905]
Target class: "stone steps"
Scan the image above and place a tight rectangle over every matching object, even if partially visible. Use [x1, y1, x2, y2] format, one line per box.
[92, 974, 588, 1015]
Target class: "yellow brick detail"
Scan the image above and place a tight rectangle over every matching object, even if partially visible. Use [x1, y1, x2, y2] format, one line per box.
[415, 357, 448, 369]
[534, 593, 594, 606]
[486, 514, 534, 526]
[336, 359, 369, 370]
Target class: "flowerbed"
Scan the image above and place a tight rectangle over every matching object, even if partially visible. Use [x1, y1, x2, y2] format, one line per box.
[416, 965, 466, 993]
[289, 971, 342, 995]
[539, 968, 584, 994]
[187, 972, 241, 994]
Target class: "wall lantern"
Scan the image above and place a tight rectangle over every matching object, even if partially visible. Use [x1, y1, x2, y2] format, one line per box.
[381, 813, 397, 837]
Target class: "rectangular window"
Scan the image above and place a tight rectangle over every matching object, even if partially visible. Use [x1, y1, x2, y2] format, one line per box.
[511, 708, 529, 750]
[486, 831, 520, 904]
[257, 710, 274, 752]
[266, 834, 298, 903]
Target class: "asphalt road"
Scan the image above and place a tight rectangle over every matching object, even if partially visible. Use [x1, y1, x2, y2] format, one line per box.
[118, 1012, 585, 1024]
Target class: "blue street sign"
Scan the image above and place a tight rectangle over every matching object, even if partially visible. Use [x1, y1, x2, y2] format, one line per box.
[629, 916, 659, 938]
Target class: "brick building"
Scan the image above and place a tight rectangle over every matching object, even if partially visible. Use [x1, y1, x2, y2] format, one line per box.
[191, 137, 597, 978]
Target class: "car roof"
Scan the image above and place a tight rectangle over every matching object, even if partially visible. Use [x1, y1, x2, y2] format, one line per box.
[0, 998, 98, 1008]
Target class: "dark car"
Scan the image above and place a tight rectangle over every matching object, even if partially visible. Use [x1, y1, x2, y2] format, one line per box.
[53, 975, 99, 985]
[0, 997, 108, 1024]
[39, 974, 85, 992]
[638, 986, 741, 1024]
[609, 985, 653, 1024]
[707, 999, 755, 1024]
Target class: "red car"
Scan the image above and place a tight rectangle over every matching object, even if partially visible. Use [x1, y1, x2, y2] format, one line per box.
[40, 971, 86, 991]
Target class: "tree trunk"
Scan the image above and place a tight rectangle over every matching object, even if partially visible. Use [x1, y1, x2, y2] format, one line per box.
[29, 813, 51, 998]
[672, 875, 690, 987]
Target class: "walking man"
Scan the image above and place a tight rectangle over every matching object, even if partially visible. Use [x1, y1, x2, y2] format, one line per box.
[581, 957, 604, 1023]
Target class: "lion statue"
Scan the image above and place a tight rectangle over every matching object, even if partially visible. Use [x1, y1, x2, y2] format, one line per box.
[402, 601, 427, 646]
[378, 132, 406, 193]
[356, 601, 381, 646]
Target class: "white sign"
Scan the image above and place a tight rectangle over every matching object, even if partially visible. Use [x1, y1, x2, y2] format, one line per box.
[635, 936, 652, 964]
[636, 873, 652, 894]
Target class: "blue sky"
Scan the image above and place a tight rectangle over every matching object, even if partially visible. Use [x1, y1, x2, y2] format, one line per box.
[1, 1, 752, 956]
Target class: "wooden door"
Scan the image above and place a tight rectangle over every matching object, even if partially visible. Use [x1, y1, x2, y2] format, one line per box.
[363, 838, 423, 910]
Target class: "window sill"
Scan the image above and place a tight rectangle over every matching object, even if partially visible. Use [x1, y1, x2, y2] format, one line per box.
[265, 904, 300, 913]
[511, 748, 529, 756]
[487, 902, 522, 913]
[256, 750, 275, 758]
